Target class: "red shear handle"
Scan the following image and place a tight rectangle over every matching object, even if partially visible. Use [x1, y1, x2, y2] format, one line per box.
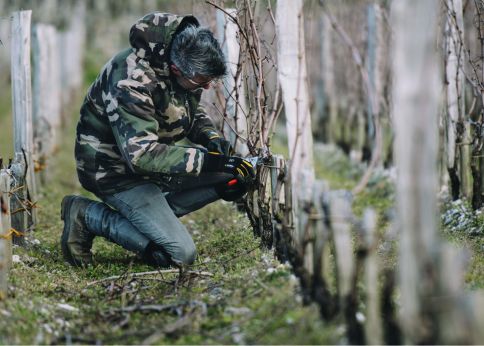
[227, 179, 238, 186]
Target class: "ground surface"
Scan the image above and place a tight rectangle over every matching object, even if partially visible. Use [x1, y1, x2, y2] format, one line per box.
[0, 107, 342, 344]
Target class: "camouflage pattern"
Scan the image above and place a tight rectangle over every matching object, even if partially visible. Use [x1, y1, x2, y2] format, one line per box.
[76, 12, 220, 195]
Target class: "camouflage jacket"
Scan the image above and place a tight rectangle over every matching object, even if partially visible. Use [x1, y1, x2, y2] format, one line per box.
[75, 12, 221, 195]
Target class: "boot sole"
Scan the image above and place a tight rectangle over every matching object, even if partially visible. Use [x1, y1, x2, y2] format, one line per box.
[61, 196, 83, 267]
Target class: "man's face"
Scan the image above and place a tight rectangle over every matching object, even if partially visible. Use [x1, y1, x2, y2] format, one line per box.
[170, 65, 214, 91]
[177, 74, 213, 91]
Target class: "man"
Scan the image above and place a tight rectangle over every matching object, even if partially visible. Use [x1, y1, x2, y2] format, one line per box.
[61, 12, 255, 268]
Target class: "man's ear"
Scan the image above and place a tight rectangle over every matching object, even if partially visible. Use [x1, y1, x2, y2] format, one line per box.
[170, 64, 182, 76]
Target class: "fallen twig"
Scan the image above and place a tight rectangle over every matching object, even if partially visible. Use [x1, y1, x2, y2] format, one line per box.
[111, 303, 179, 314]
[191, 244, 260, 270]
[110, 300, 207, 315]
[86, 269, 213, 287]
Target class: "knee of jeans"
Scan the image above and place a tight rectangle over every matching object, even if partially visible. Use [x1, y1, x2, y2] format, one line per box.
[172, 242, 197, 265]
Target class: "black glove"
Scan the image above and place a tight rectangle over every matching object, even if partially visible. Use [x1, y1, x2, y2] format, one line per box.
[202, 153, 256, 182]
[206, 137, 233, 156]
[215, 176, 250, 201]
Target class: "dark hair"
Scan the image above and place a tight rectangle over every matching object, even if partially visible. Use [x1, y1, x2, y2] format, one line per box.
[170, 25, 226, 78]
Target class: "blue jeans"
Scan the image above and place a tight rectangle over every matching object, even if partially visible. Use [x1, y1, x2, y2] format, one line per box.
[83, 173, 232, 267]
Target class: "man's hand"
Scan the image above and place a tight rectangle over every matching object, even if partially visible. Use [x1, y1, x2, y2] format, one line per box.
[206, 137, 233, 156]
[202, 153, 256, 201]
[215, 177, 250, 201]
[202, 153, 256, 182]
[200, 129, 233, 155]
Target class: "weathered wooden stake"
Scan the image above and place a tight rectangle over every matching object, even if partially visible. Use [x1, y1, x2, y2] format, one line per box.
[270, 155, 288, 260]
[33, 24, 61, 184]
[328, 191, 354, 311]
[0, 170, 12, 300]
[216, 8, 249, 157]
[392, 0, 441, 342]
[365, 3, 385, 165]
[311, 180, 336, 319]
[444, 0, 470, 201]
[319, 12, 337, 143]
[361, 208, 382, 345]
[11, 10, 37, 232]
[437, 244, 473, 344]
[276, 0, 315, 246]
[366, 4, 377, 147]
[469, 292, 484, 343]
[260, 159, 274, 247]
[58, 1, 86, 110]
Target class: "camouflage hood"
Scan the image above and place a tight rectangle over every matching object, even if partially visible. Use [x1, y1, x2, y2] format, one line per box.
[129, 12, 199, 68]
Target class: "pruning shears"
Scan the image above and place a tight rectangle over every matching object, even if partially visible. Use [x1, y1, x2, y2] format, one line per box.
[227, 156, 260, 187]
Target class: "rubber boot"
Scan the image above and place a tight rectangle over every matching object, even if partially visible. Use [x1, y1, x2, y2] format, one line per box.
[60, 195, 95, 267]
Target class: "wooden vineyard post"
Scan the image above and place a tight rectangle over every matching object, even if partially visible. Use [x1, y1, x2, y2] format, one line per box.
[282, 163, 294, 248]
[58, 0, 86, 111]
[328, 192, 354, 310]
[437, 244, 474, 343]
[364, 4, 377, 162]
[311, 180, 335, 319]
[245, 157, 286, 249]
[9, 160, 27, 243]
[454, 2, 473, 202]
[319, 12, 337, 143]
[0, 170, 12, 300]
[327, 191, 359, 342]
[32, 23, 61, 184]
[270, 155, 287, 257]
[276, 0, 315, 246]
[443, 0, 469, 201]
[379, 223, 402, 345]
[259, 157, 275, 247]
[360, 209, 383, 345]
[470, 292, 484, 343]
[392, 0, 441, 343]
[365, 3, 386, 165]
[216, 8, 249, 157]
[11, 10, 37, 236]
[69, 0, 86, 93]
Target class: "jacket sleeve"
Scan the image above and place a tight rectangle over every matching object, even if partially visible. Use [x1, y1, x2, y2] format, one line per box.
[187, 102, 221, 147]
[105, 79, 204, 176]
